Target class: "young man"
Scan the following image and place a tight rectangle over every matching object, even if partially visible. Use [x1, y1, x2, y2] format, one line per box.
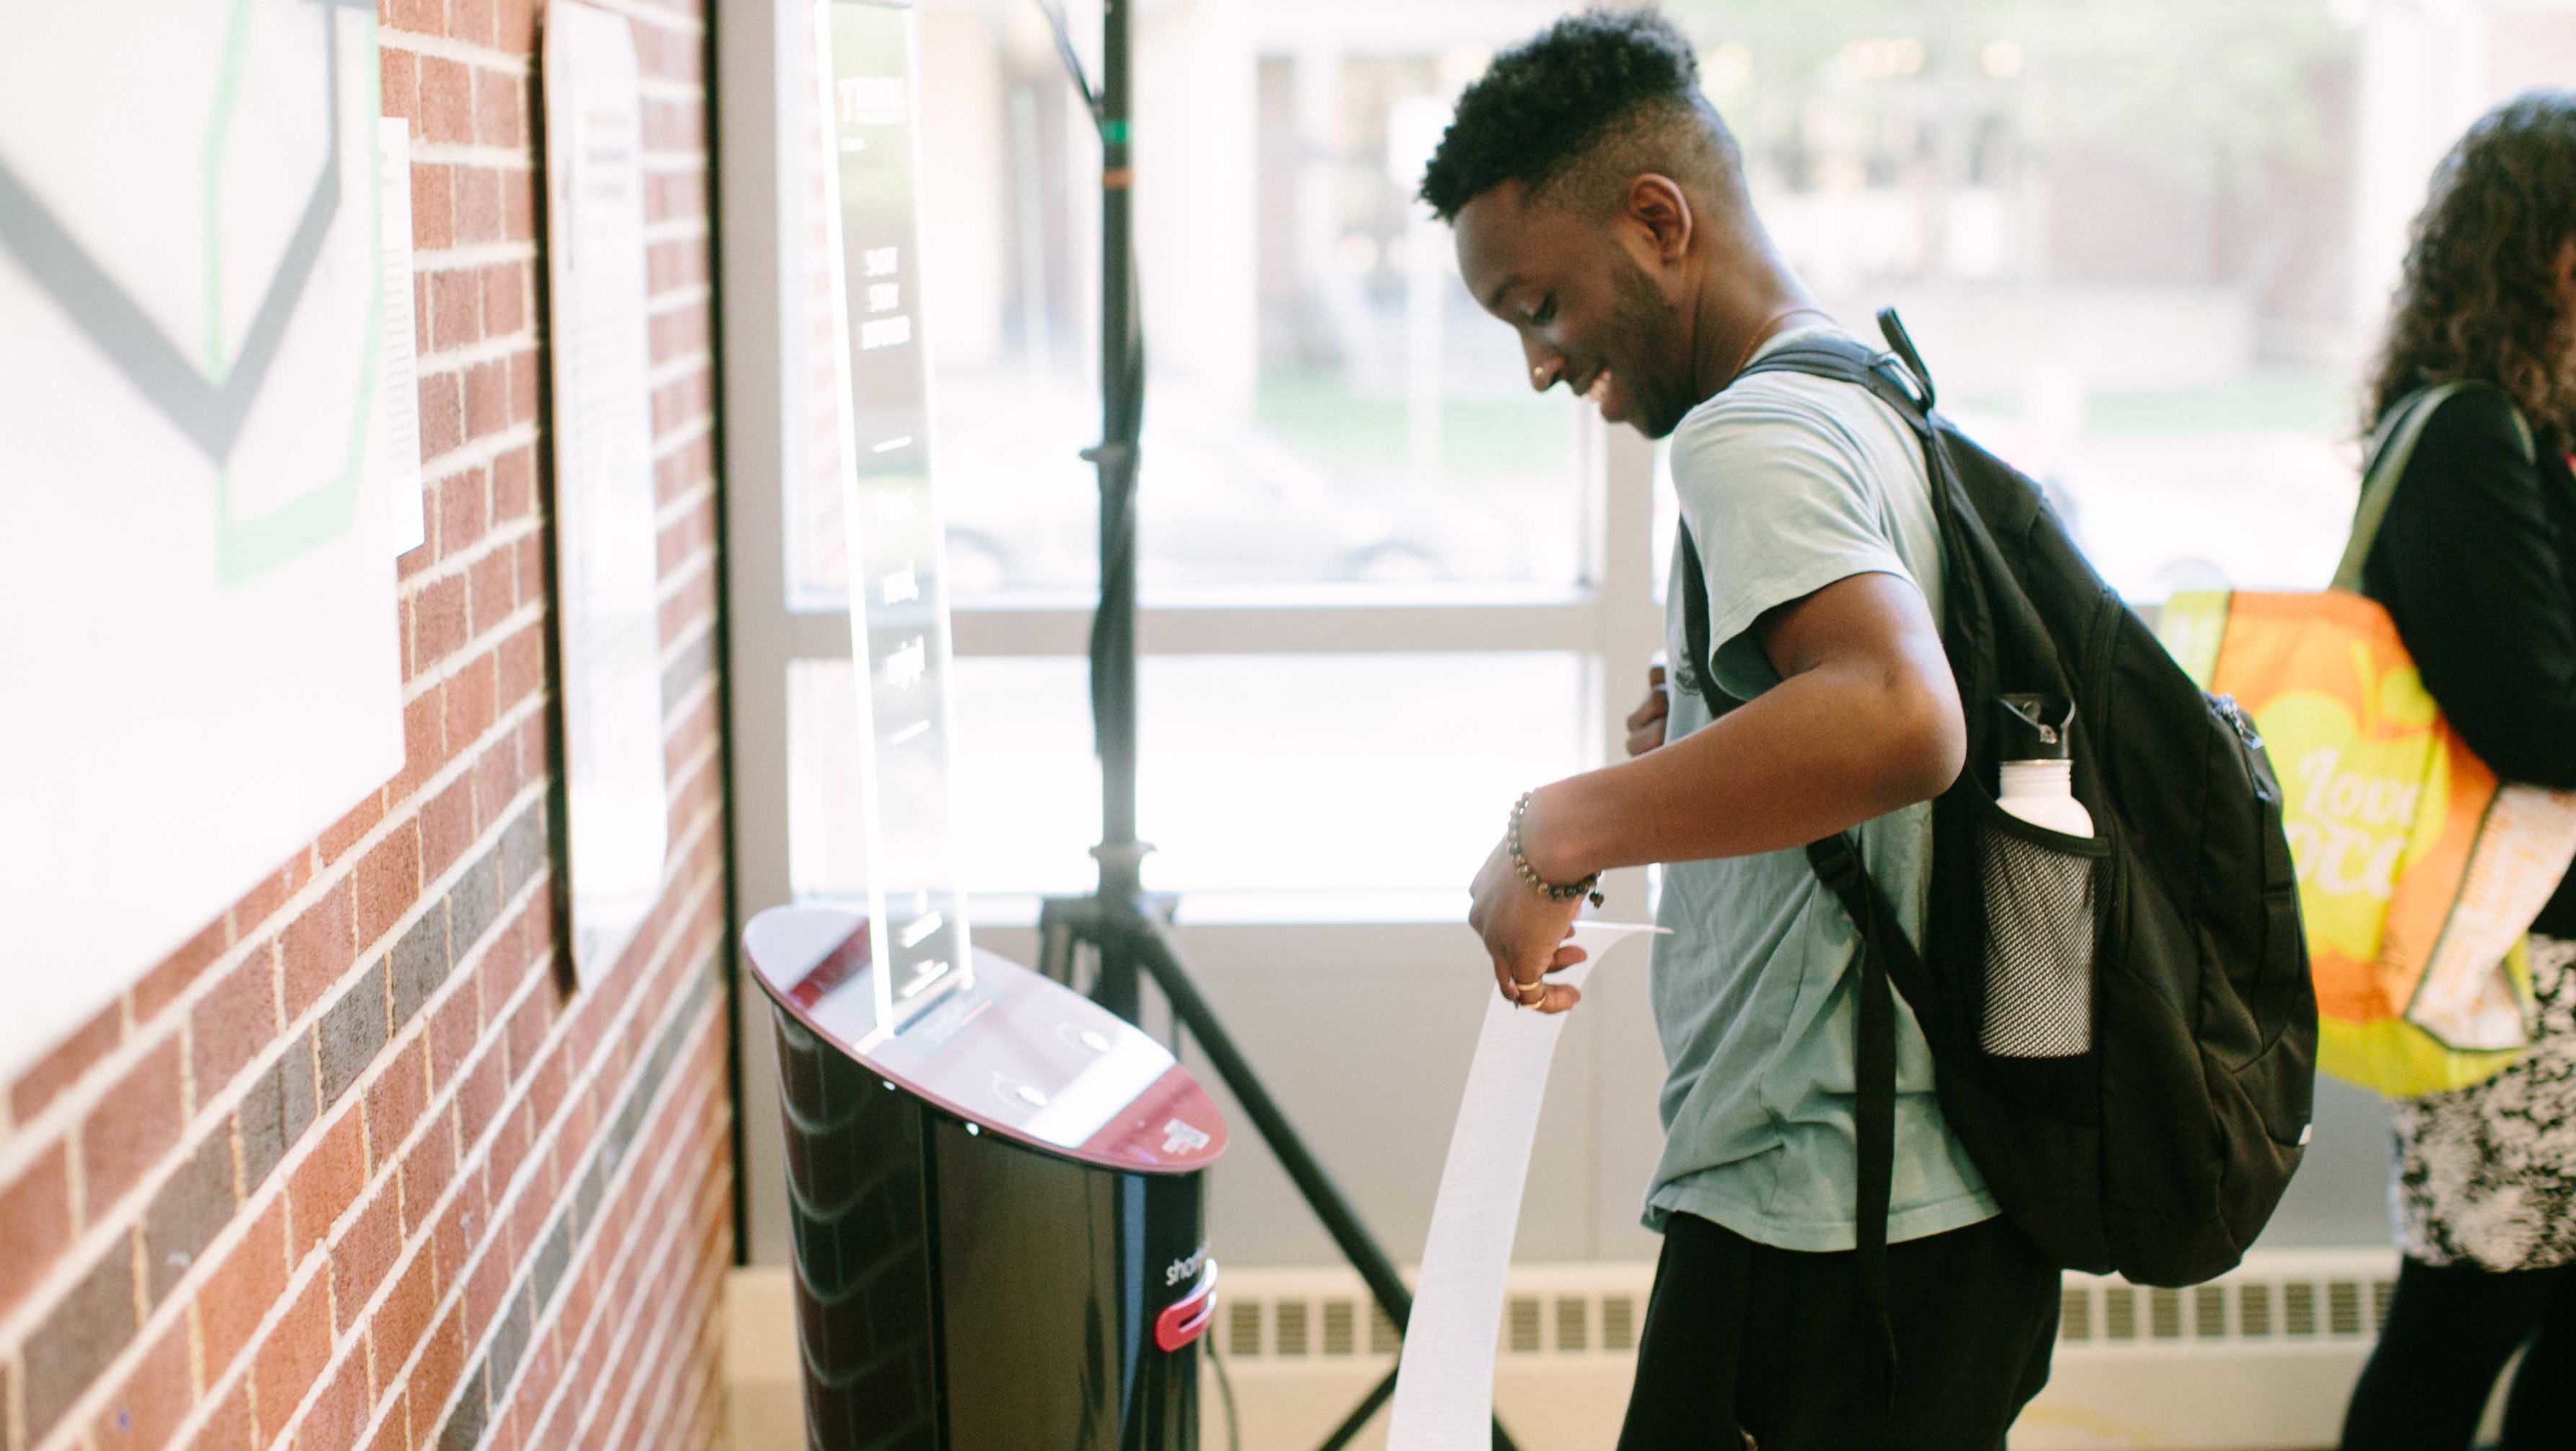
[1434, 12, 2058, 1448]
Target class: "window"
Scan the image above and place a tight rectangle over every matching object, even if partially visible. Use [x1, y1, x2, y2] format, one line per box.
[741, 0, 2576, 912]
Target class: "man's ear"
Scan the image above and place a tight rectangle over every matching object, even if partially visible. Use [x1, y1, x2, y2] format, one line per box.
[1625, 175, 1693, 268]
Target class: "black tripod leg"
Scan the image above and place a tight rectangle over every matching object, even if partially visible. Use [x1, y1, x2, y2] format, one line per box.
[1124, 914, 1519, 1451]
[1317, 1368, 1397, 1451]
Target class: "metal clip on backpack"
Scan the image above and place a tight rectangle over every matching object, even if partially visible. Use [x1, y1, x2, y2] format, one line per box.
[1673, 311, 2317, 1365]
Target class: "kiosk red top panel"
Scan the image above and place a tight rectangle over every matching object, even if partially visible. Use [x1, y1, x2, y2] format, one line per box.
[744, 905, 1228, 1174]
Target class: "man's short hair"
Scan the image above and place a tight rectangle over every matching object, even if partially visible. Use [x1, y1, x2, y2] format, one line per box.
[1418, 8, 1740, 224]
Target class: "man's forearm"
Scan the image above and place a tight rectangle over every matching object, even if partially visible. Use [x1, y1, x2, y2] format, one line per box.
[1521, 659, 1963, 881]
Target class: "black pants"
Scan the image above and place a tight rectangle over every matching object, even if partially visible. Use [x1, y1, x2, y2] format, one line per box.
[1615, 1212, 2059, 1451]
[2339, 1256, 2576, 1451]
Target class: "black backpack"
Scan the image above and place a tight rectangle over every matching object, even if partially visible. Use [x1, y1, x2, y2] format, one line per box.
[1672, 312, 2317, 1317]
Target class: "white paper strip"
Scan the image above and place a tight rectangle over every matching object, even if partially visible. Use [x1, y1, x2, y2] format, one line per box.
[1388, 920, 1669, 1451]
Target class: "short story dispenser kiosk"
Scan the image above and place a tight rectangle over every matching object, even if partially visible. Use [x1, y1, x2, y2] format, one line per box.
[746, 910, 1226, 1449]
[752, 1, 1228, 1443]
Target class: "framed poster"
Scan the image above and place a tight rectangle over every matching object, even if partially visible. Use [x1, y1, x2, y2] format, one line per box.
[543, 3, 668, 984]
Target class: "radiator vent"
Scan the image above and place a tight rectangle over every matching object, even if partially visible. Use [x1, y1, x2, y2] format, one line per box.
[2056, 1262, 2394, 1346]
[1210, 1252, 2399, 1366]
[1322, 1299, 1355, 1356]
[1506, 1297, 1542, 1354]
[1601, 1294, 1636, 1351]
[1275, 1299, 1309, 1357]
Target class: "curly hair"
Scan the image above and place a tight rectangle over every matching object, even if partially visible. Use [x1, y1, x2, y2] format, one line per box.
[2369, 90, 2576, 449]
[1418, 8, 1736, 223]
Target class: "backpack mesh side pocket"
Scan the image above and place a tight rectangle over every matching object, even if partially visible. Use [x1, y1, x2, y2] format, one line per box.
[1978, 824, 2100, 1058]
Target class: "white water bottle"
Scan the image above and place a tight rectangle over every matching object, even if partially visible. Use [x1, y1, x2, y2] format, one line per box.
[1996, 694, 2092, 837]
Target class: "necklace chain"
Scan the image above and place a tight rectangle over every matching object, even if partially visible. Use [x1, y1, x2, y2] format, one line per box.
[1724, 304, 1834, 385]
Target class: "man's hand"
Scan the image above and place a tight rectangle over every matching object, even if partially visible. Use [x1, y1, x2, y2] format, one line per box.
[1625, 663, 1669, 757]
[1467, 795, 1590, 1014]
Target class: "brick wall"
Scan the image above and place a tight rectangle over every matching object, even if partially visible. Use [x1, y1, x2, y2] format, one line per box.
[0, 3, 733, 1449]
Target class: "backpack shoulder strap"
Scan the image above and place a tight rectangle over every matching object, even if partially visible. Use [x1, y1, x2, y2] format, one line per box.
[2332, 380, 2534, 592]
[1737, 337, 1934, 438]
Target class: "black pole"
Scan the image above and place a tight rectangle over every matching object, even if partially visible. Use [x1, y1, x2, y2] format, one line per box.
[1085, 0, 1146, 1019]
[1064, 8, 1513, 1447]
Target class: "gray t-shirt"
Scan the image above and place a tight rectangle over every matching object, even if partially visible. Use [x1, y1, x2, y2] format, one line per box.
[1644, 326, 1996, 1252]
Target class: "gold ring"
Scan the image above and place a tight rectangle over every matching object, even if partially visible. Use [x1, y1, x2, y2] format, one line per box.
[1514, 979, 1547, 1005]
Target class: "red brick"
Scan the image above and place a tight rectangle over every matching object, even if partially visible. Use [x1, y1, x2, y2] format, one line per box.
[430, 992, 481, 1094]
[188, 1381, 253, 1451]
[484, 263, 526, 339]
[331, 1190, 402, 1335]
[411, 271, 432, 360]
[491, 445, 535, 523]
[280, 880, 357, 1022]
[452, 0, 497, 48]
[435, 1193, 474, 1300]
[251, 1273, 333, 1445]
[393, 692, 445, 802]
[466, 358, 510, 439]
[484, 1106, 533, 1211]
[419, 56, 473, 146]
[289, 1111, 367, 1260]
[419, 371, 463, 458]
[515, 535, 545, 608]
[201, 1198, 288, 1374]
[464, 1237, 510, 1343]
[191, 950, 280, 1096]
[0, 1143, 74, 1320]
[366, 1391, 409, 1451]
[380, 46, 419, 126]
[458, 167, 504, 245]
[419, 778, 475, 884]
[414, 572, 468, 672]
[365, 1040, 429, 1170]
[427, 268, 480, 353]
[473, 742, 523, 837]
[95, 1314, 191, 1447]
[503, 986, 554, 1087]
[469, 548, 516, 641]
[357, 823, 424, 949]
[501, 166, 536, 243]
[231, 850, 314, 938]
[445, 655, 499, 749]
[494, 0, 538, 53]
[78, 1037, 181, 1220]
[10, 1000, 123, 1125]
[299, 1347, 372, 1451]
[386, 0, 441, 35]
[409, 162, 453, 251]
[131, 915, 230, 1024]
[507, 348, 539, 424]
[318, 790, 387, 870]
[406, 1311, 466, 1446]
[374, 1246, 439, 1373]
[473, 65, 518, 147]
[495, 624, 543, 713]
[440, 466, 492, 561]
[401, 1122, 457, 1239]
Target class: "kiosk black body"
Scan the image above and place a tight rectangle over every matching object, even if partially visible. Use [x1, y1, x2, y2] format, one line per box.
[748, 907, 1228, 1450]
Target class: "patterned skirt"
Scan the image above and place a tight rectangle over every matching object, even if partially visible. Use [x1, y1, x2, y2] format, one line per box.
[2393, 934, 2576, 1271]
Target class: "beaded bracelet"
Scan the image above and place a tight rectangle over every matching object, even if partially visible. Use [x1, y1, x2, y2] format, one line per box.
[1509, 791, 1602, 907]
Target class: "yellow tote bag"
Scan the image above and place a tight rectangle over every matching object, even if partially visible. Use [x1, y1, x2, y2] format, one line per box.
[2157, 383, 2576, 1097]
